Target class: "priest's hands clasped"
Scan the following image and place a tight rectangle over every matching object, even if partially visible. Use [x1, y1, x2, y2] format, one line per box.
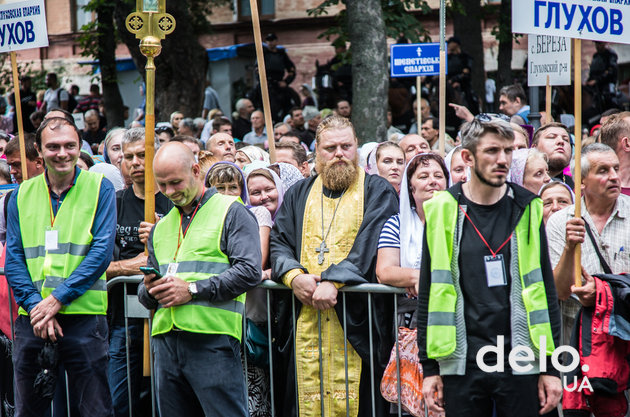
[292, 274, 338, 310]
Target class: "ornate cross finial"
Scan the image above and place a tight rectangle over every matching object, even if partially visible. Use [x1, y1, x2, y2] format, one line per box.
[125, 0, 175, 42]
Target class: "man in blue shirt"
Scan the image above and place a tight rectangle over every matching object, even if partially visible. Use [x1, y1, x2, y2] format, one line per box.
[6, 117, 116, 417]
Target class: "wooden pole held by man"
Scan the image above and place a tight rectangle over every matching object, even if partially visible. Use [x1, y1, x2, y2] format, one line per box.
[573, 38, 582, 288]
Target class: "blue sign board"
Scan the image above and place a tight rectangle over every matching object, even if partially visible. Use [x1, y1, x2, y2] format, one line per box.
[390, 43, 446, 78]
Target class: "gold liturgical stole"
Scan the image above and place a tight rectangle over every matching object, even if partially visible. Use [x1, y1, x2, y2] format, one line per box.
[295, 169, 365, 417]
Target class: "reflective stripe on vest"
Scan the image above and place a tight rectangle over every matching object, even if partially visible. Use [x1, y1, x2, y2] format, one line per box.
[17, 170, 106, 315]
[151, 193, 245, 340]
[424, 191, 555, 359]
[516, 201, 555, 355]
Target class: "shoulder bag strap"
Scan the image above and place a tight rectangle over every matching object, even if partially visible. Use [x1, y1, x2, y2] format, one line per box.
[582, 218, 613, 275]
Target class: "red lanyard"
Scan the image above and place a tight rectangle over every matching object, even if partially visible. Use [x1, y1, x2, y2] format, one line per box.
[458, 204, 512, 258]
[174, 189, 204, 260]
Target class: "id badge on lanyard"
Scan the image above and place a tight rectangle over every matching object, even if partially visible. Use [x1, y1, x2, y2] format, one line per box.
[484, 254, 507, 287]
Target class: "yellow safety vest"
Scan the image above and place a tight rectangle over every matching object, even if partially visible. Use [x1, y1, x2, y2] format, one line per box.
[151, 192, 245, 340]
[17, 170, 107, 315]
[423, 190, 554, 372]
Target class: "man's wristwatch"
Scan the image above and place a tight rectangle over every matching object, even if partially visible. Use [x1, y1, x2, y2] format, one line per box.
[187, 282, 198, 299]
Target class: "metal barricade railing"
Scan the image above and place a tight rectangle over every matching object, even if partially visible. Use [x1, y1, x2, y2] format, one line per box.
[3, 270, 416, 417]
[251, 280, 410, 417]
[106, 275, 156, 417]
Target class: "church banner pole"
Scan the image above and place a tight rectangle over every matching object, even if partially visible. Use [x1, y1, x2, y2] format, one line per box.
[438, 0, 446, 158]
[545, 75, 551, 125]
[126, 0, 176, 376]
[416, 76, 422, 131]
[10, 52, 28, 181]
[249, 0, 276, 163]
[573, 38, 582, 288]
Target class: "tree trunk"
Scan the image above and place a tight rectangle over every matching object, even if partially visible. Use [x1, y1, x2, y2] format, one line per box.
[453, 0, 485, 112]
[96, 2, 125, 128]
[114, 0, 207, 121]
[496, 0, 513, 94]
[346, 0, 388, 144]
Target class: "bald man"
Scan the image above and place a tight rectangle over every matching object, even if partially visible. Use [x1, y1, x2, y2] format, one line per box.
[138, 142, 260, 416]
[398, 133, 431, 161]
[206, 132, 236, 162]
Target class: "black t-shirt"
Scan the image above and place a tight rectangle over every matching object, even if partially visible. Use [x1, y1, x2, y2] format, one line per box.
[108, 187, 173, 325]
[459, 190, 517, 366]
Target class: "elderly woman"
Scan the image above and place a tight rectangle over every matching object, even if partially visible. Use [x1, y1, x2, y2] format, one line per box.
[235, 146, 270, 169]
[540, 180, 574, 224]
[376, 153, 448, 326]
[444, 146, 468, 186]
[507, 148, 551, 194]
[244, 162, 302, 417]
[205, 161, 248, 203]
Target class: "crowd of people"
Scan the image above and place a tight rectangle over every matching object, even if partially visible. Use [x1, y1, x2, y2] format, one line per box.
[0, 43, 628, 417]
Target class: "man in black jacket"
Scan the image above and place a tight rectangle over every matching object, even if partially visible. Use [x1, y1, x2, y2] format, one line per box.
[417, 118, 562, 416]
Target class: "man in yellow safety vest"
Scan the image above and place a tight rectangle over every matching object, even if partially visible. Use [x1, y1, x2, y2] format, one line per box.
[138, 142, 260, 416]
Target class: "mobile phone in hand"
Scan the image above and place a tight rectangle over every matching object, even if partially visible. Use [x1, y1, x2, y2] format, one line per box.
[139, 266, 162, 282]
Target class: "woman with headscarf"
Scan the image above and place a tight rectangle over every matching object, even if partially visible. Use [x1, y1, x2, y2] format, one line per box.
[376, 153, 449, 324]
[443, 145, 468, 186]
[204, 161, 248, 202]
[235, 146, 270, 169]
[242, 162, 302, 417]
[540, 180, 575, 224]
[507, 148, 551, 194]
[102, 128, 126, 170]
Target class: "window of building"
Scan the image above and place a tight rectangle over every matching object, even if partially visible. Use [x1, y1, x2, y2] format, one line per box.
[74, 0, 95, 31]
[237, 0, 275, 21]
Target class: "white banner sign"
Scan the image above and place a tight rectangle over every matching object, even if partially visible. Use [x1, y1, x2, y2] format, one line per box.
[0, 0, 48, 53]
[527, 35, 572, 86]
[512, 0, 630, 44]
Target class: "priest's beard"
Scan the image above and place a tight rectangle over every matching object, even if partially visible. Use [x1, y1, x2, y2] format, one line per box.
[317, 155, 359, 191]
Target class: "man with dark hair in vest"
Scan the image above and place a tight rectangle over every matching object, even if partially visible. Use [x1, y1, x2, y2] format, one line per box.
[138, 142, 260, 416]
[417, 118, 562, 416]
[5, 116, 116, 416]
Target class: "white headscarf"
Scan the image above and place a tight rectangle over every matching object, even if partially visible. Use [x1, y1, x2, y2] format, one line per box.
[89, 163, 125, 192]
[443, 145, 470, 186]
[399, 154, 425, 269]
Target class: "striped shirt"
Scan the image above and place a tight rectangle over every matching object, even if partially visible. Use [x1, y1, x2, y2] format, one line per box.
[378, 214, 401, 249]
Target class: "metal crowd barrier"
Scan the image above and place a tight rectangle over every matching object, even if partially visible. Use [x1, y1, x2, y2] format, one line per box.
[3, 272, 415, 417]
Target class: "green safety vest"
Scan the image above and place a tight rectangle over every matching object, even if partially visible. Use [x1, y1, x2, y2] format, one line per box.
[17, 170, 107, 315]
[424, 190, 554, 362]
[151, 192, 245, 340]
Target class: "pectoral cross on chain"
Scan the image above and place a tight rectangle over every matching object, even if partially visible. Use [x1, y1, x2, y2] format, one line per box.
[315, 241, 329, 265]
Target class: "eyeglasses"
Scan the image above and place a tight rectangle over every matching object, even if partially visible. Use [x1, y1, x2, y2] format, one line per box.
[155, 126, 174, 135]
[475, 113, 511, 123]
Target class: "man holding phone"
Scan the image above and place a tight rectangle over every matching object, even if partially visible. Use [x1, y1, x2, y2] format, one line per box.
[138, 142, 261, 417]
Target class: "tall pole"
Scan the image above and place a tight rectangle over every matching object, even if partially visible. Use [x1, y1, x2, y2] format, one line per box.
[545, 75, 552, 125]
[126, 0, 175, 376]
[10, 52, 27, 181]
[249, 0, 276, 163]
[438, 0, 446, 158]
[573, 38, 582, 288]
[529, 86, 541, 130]
[416, 76, 422, 133]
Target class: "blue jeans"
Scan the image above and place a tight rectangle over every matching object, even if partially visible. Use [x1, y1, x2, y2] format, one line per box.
[153, 331, 248, 417]
[108, 320, 144, 417]
[13, 315, 113, 417]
